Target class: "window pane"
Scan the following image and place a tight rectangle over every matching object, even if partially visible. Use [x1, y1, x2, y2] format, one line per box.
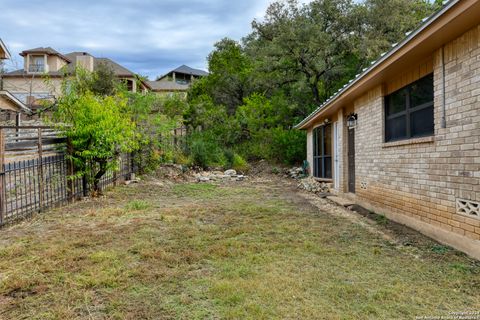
[324, 125, 332, 156]
[324, 156, 332, 179]
[313, 128, 319, 157]
[411, 106, 434, 137]
[410, 74, 434, 108]
[387, 88, 407, 115]
[386, 116, 407, 141]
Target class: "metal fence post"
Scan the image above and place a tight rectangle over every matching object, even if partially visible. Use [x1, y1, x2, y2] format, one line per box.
[0, 128, 6, 224]
[66, 138, 74, 202]
[37, 128, 44, 211]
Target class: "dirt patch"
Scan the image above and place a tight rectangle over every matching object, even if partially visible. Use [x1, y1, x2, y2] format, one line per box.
[300, 190, 478, 262]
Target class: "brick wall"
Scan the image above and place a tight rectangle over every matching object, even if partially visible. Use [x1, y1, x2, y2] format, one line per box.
[352, 25, 480, 244]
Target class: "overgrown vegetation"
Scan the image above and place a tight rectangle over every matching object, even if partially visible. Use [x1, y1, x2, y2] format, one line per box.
[48, 66, 183, 194]
[46, 0, 445, 183]
[0, 178, 477, 318]
[181, 0, 442, 168]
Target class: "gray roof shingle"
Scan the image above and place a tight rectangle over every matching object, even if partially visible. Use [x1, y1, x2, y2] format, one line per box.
[20, 47, 71, 62]
[3, 51, 136, 78]
[157, 65, 208, 81]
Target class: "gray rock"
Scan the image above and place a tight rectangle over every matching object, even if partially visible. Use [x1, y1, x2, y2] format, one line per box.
[197, 177, 210, 183]
[298, 177, 330, 194]
[224, 169, 237, 176]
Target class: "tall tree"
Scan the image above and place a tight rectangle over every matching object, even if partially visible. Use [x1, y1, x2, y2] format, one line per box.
[354, 0, 440, 62]
[189, 38, 253, 114]
[248, 0, 357, 109]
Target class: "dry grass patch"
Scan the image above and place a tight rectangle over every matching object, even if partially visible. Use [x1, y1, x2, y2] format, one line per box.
[0, 178, 478, 319]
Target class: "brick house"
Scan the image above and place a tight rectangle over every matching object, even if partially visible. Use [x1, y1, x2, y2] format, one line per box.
[296, 0, 480, 259]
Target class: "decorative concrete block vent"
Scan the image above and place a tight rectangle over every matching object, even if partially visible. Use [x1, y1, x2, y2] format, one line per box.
[456, 199, 480, 219]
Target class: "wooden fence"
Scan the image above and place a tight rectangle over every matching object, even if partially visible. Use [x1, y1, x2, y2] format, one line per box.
[0, 126, 134, 226]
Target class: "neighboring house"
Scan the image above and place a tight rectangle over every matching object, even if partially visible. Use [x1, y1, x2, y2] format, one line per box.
[147, 65, 208, 97]
[0, 38, 31, 125]
[296, 0, 480, 259]
[2, 47, 150, 109]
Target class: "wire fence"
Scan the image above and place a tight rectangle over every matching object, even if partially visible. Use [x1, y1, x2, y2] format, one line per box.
[0, 126, 135, 226]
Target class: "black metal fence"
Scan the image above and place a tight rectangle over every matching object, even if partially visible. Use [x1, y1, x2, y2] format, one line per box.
[0, 126, 135, 226]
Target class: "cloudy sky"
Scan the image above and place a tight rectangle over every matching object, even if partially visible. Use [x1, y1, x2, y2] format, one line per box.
[0, 0, 308, 80]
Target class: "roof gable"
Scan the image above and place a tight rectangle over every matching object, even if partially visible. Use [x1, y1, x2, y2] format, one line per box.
[20, 47, 71, 62]
[0, 38, 11, 60]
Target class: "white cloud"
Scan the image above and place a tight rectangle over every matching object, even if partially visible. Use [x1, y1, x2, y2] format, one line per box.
[0, 0, 299, 79]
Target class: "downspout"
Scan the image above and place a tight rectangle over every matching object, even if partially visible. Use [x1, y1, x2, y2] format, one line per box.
[441, 45, 447, 129]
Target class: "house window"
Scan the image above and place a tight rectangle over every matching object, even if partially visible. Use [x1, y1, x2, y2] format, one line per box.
[29, 55, 45, 73]
[385, 73, 434, 142]
[313, 124, 332, 179]
[122, 79, 134, 92]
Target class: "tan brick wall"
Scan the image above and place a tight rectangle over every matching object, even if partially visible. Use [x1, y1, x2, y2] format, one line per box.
[350, 25, 480, 243]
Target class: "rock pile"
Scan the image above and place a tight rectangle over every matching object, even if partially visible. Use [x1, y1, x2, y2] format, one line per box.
[286, 167, 305, 179]
[155, 164, 191, 182]
[195, 169, 247, 183]
[298, 176, 330, 194]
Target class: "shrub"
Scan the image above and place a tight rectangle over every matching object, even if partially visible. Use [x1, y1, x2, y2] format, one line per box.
[232, 154, 249, 172]
[270, 128, 306, 165]
[173, 149, 192, 166]
[188, 133, 226, 169]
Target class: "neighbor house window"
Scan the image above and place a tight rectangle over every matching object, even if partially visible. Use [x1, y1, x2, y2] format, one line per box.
[313, 124, 332, 179]
[385, 73, 434, 142]
[29, 55, 45, 73]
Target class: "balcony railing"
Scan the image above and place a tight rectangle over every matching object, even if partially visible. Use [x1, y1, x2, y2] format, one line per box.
[28, 64, 45, 73]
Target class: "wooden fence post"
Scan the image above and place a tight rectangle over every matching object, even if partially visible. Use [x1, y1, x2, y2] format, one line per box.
[37, 128, 44, 210]
[0, 128, 6, 224]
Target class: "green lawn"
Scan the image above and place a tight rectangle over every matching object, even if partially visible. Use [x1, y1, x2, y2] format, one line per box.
[0, 177, 478, 319]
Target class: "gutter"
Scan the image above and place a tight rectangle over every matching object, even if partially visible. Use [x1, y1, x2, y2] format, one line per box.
[294, 0, 460, 130]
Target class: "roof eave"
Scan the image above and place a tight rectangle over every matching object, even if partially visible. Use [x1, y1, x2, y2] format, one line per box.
[0, 39, 11, 60]
[0, 91, 33, 114]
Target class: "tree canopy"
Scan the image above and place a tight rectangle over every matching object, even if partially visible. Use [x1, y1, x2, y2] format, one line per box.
[183, 0, 440, 166]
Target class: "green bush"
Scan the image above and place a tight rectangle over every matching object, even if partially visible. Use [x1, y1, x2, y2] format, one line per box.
[270, 128, 306, 165]
[232, 154, 249, 172]
[188, 133, 226, 169]
[233, 128, 305, 165]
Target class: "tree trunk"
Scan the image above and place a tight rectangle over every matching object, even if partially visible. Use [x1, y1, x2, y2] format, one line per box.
[311, 82, 321, 105]
[93, 161, 108, 193]
[82, 175, 88, 197]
